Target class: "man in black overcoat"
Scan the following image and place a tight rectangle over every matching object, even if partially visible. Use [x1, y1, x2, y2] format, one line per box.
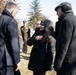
[0, 2, 20, 75]
[54, 2, 76, 75]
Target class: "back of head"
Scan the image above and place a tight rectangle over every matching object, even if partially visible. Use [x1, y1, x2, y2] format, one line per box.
[5, 2, 18, 10]
[55, 2, 72, 12]
[4, 2, 19, 17]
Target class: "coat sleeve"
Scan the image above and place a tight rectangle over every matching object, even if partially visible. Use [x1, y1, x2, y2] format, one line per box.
[48, 36, 56, 55]
[27, 29, 38, 46]
[7, 19, 20, 65]
[52, 22, 59, 39]
[54, 19, 74, 71]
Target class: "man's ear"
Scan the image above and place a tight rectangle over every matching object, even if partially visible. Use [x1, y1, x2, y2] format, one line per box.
[11, 11, 13, 15]
[11, 10, 15, 15]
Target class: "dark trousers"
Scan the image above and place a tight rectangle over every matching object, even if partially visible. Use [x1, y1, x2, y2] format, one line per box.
[23, 40, 27, 53]
[33, 71, 46, 75]
[0, 66, 21, 75]
[0, 68, 6, 75]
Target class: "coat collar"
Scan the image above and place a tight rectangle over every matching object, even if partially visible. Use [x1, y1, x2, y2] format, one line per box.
[58, 10, 73, 21]
[2, 9, 13, 18]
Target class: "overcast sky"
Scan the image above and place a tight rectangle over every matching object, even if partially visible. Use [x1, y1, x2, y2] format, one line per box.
[16, 0, 76, 22]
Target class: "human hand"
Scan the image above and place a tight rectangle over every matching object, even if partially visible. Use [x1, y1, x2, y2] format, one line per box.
[35, 35, 43, 40]
[15, 62, 20, 71]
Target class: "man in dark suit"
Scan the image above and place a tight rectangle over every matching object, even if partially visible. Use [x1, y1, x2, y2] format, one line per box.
[0, 2, 20, 75]
[54, 2, 76, 75]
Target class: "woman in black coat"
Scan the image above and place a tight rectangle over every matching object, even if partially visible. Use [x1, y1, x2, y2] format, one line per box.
[27, 19, 55, 75]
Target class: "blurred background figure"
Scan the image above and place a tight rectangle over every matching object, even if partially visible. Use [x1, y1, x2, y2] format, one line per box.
[27, 26, 31, 39]
[17, 21, 23, 53]
[20, 20, 28, 54]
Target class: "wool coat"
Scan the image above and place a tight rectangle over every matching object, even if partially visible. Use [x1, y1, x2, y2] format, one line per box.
[54, 10, 76, 75]
[27, 28, 55, 71]
[0, 9, 20, 75]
